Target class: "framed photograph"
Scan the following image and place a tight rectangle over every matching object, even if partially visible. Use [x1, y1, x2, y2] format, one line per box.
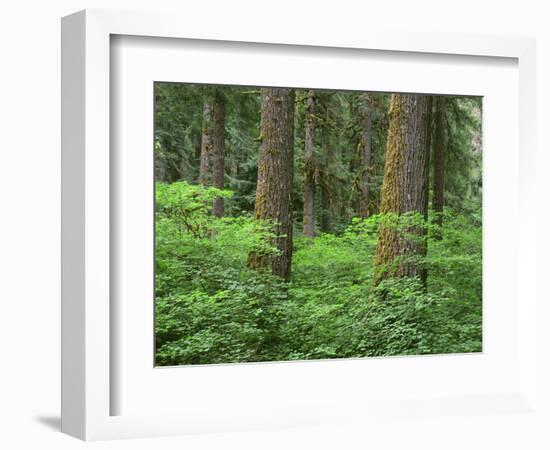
[62, 9, 539, 442]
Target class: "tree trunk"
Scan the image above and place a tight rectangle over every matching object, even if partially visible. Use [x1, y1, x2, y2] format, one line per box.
[374, 94, 430, 283]
[157, 137, 170, 182]
[420, 96, 433, 285]
[199, 98, 212, 184]
[211, 89, 225, 217]
[320, 188, 331, 233]
[424, 97, 433, 217]
[248, 88, 295, 280]
[157, 146, 167, 182]
[303, 90, 316, 238]
[433, 96, 446, 233]
[359, 93, 373, 218]
[319, 102, 332, 233]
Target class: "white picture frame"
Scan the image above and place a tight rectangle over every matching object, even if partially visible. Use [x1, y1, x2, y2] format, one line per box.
[61, 9, 539, 442]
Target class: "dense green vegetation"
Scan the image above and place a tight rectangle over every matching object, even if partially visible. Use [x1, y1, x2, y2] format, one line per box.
[154, 84, 482, 366]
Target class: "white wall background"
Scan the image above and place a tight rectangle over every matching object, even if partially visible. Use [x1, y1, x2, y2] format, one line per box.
[1, 1, 548, 449]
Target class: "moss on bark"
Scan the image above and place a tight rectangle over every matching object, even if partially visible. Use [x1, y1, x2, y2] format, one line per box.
[374, 94, 430, 284]
[248, 88, 295, 280]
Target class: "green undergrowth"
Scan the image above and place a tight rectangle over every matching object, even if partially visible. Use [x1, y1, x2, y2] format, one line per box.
[155, 182, 482, 365]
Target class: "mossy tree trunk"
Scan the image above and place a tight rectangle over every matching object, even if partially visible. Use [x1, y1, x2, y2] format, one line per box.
[320, 188, 331, 233]
[374, 94, 430, 283]
[433, 96, 446, 234]
[248, 88, 295, 280]
[211, 89, 226, 217]
[198, 97, 212, 185]
[159, 135, 175, 183]
[303, 90, 316, 238]
[424, 97, 433, 217]
[319, 102, 333, 233]
[359, 93, 373, 218]
[421, 96, 433, 285]
[157, 141, 168, 183]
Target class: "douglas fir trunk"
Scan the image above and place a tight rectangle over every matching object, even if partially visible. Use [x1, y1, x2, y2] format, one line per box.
[248, 88, 295, 280]
[433, 96, 446, 232]
[374, 94, 430, 282]
[420, 96, 433, 285]
[211, 89, 226, 217]
[359, 93, 373, 218]
[303, 90, 316, 238]
[199, 97, 212, 185]
[319, 101, 333, 233]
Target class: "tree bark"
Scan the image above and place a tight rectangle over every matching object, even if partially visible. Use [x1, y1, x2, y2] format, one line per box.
[198, 97, 212, 185]
[424, 97, 433, 217]
[211, 89, 226, 217]
[432, 96, 446, 233]
[320, 188, 331, 233]
[303, 90, 316, 238]
[420, 96, 433, 286]
[157, 137, 170, 182]
[319, 102, 332, 233]
[248, 88, 295, 280]
[374, 94, 430, 282]
[359, 93, 373, 218]
[157, 145, 168, 182]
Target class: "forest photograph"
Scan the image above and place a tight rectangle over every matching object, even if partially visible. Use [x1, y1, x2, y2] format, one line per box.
[154, 83, 482, 366]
